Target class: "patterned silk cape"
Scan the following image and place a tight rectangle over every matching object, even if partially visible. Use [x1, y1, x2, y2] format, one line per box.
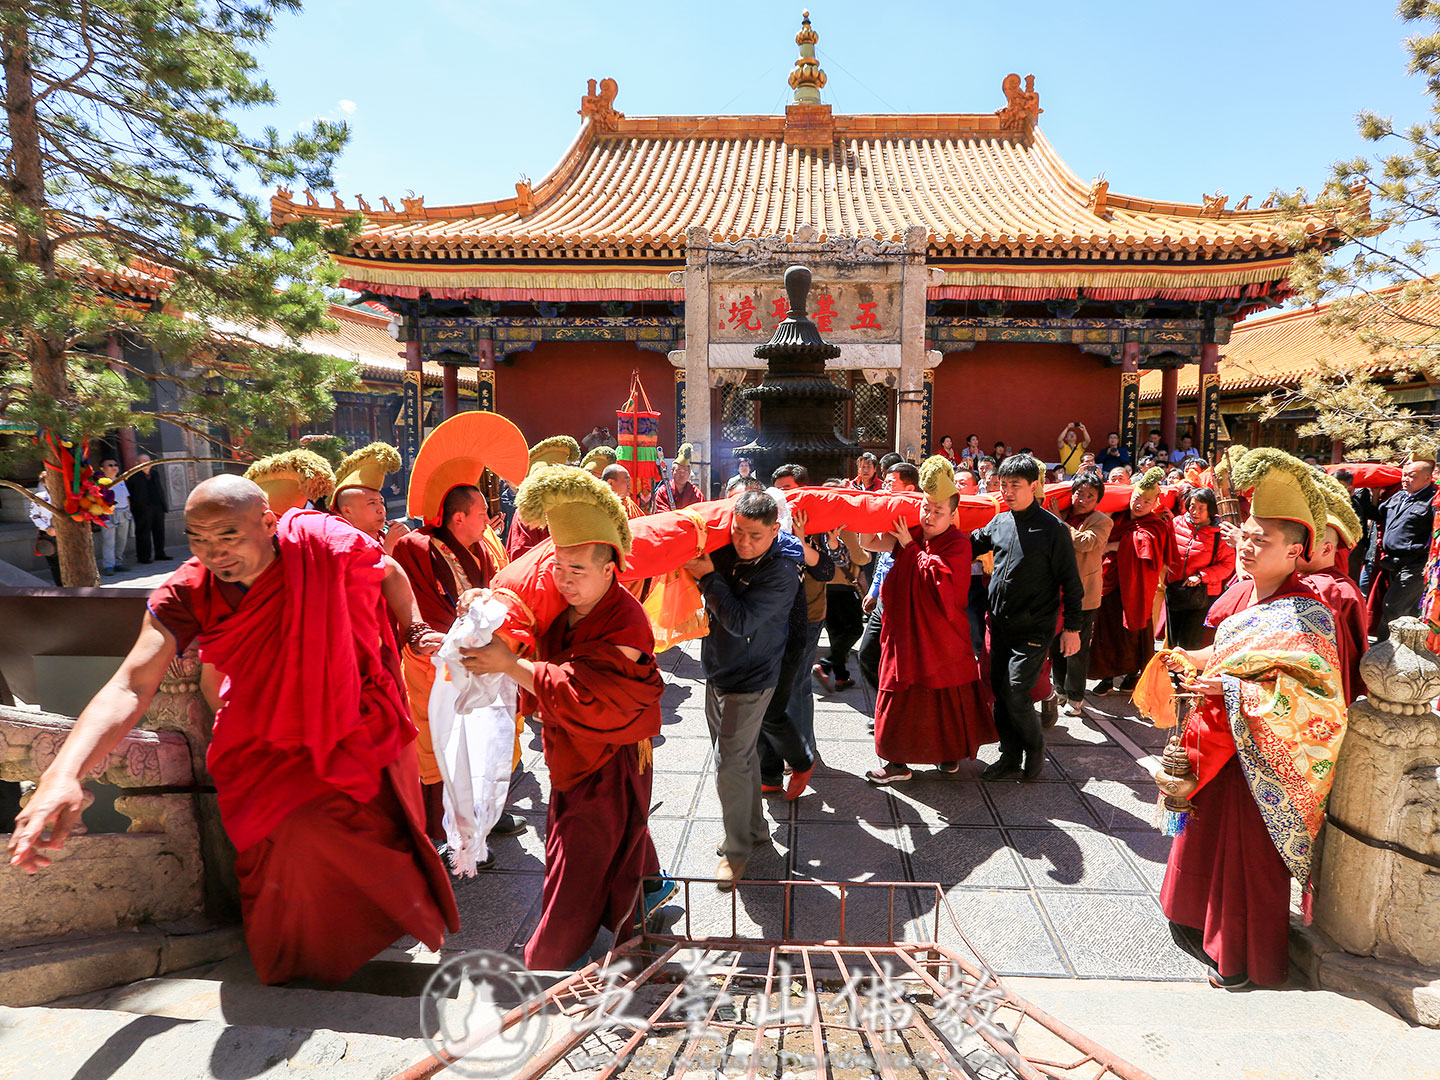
[1209, 594, 1347, 880]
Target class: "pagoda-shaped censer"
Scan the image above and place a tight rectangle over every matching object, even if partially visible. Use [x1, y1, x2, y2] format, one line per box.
[735, 265, 859, 482]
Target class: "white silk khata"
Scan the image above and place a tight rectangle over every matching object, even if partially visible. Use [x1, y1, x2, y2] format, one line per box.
[429, 592, 518, 876]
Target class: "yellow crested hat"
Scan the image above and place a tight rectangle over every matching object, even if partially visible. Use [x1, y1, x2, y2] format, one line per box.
[581, 445, 618, 477]
[528, 435, 581, 474]
[516, 464, 632, 570]
[919, 455, 958, 501]
[1313, 467, 1363, 548]
[406, 412, 531, 525]
[673, 442, 694, 467]
[1231, 448, 1325, 555]
[244, 449, 335, 515]
[1134, 465, 1166, 493]
[334, 442, 401, 495]
[1405, 446, 1437, 465]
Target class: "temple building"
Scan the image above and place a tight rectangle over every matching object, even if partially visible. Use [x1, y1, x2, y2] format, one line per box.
[1139, 282, 1440, 460]
[276, 12, 1345, 490]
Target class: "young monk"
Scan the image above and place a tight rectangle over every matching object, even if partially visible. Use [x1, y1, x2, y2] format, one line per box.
[863, 456, 994, 784]
[1301, 472, 1369, 705]
[8, 475, 459, 985]
[458, 466, 666, 969]
[507, 436, 581, 558]
[1090, 466, 1176, 694]
[1159, 449, 1345, 989]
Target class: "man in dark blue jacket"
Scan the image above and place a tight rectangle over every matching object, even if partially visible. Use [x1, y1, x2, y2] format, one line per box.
[684, 490, 795, 890]
[1374, 456, 1437, 636]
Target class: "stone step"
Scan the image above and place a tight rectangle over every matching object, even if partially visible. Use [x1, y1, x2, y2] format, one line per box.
[1004, 976, 1440, 1080]
[54, 975, 431, 1041]
[0, 1002, 430, 1080]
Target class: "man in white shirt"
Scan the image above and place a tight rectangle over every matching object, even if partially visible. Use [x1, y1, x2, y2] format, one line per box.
[28, 479, 62, 585]
[96, 458, 132, 575]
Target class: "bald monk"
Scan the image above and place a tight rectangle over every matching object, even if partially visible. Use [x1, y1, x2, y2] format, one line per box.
[8, 476, 458, 985]
[459, 468, 664, 969]
[602, 463, 646, 599]
[390, 485, 527, 843]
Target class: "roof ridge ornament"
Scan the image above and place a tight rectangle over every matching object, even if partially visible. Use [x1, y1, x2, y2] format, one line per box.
[579, 77, 624, 131]
[995, 73, 1042, 135]
[788, 10, 827, 104]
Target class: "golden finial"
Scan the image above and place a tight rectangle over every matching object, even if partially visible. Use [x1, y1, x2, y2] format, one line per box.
[788, 10, 827, 104]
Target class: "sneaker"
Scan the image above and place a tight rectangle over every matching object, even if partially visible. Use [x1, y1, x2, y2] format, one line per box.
[784, 765, 813, 800]
[715, 857, 747, 892]
[865, 763, 912, 785]
[938, 760, 961, 774]
[488, 812, 527, 838]
[811, 664, 833, 692]
[113, 564, 129, 572]
[1040, 694, 1059, 729]
[761, 783, 784, 794]
[833, 677, 856, 690]
[643, 875, 678, 918]
[102, 567, 116, 576]
[1092, 678, 1115, 696]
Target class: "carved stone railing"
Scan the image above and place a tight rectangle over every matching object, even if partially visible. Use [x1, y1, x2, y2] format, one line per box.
[1308, 617, 1440, 1027]
[0, 707, 203, 947]
[0, 642, 236, 950]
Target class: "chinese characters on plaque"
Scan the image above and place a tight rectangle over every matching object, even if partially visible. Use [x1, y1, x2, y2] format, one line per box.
[711, 281, 901, 344]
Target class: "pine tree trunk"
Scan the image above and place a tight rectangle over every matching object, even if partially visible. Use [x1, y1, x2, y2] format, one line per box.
[3, 12, 99, 587]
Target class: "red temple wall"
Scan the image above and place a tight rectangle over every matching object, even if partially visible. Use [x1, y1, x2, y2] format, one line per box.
[494, 341, 678, 450]
[930, 343, 1120, 463]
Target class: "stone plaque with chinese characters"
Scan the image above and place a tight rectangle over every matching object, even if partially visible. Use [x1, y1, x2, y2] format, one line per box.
[710, 280, 902, 344]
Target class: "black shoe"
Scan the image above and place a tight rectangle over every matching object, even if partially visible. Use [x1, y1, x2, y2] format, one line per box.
[488, 812, 527, 838]
[137, 559, 154, 565]
[1040, 694, 1059, 729]
[155, 552, 170, 560]
[1021, 748, 1045, 782]
[1118, 673, 1140, 693]
[1206, 965, 1253, 990]
[1093, 678, 1115, 696]
[981, 756, 1023, 781]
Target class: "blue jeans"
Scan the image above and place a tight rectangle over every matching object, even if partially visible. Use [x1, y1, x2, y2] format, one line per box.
[98, 505, 132, 570]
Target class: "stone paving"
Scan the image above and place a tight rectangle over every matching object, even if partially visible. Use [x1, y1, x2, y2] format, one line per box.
[454, 635, 1205, 983]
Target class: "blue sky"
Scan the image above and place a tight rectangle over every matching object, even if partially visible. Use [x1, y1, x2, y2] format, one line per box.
[250, 1, 1421, 212]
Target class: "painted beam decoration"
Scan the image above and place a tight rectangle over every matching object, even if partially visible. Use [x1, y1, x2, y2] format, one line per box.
[417, 315, 684, 362]
[928, 316, 1232, 362]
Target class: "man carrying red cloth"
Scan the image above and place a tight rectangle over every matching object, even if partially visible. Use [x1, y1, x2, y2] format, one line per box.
[9, 475, 459, 985]
[1159, 449, 1345, 989]
[1090, 466, 1176, 695]
[864, 456, 995, 784]
[458, 465, 667, 969]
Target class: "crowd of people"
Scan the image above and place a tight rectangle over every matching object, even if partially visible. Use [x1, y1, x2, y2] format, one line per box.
[8, 416, 1428, 1002]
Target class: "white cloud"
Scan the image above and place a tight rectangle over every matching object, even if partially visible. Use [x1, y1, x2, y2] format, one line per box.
[337, 99, 357, 115]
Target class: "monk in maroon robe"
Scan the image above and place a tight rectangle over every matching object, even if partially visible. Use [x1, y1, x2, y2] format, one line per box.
[9, 477, 458, 985]
[506, 515, 551, 560]
[460, 544, 664, 970]
[1303, 546, 1367, 704]
[391, 485, 497, 837]
[1090, 477, 1176, 690]
[866, 491, 994, 783]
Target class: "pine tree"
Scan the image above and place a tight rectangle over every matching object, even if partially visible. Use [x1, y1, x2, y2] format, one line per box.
[0, 0, 359, 584]
[1267, 1, 1440, 459]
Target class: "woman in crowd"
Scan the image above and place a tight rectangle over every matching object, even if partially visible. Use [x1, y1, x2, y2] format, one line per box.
[937, 435, 957, 463]
[1165, 486, 1235, 649]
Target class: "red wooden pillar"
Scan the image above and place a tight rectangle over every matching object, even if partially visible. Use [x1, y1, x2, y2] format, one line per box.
[1198, 342, 1220, 461]
[442, 362, 459, 419]
[107, 334, 138, 470]
[1160, 367, 1179, 453]
[1331, 438, 1345, 464]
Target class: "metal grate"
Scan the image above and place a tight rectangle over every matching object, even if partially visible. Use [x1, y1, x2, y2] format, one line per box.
[407, 879, 1156, 1080]
[720, 382, 757, 445]
[832, 372, 893, 447]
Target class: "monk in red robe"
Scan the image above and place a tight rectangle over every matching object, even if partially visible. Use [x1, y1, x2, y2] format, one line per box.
[863, 459, 994, 784]
[459, 466, 665, 969]
[1300, 479, 1369, 704]
[508, 436, 582, 557]
[1090, 467, 1176, 693]
[652, 444, 702, 512]
[9, 476, 458, 985]
[1159, 471, 1345, 990]
[392, 484, 517, 845]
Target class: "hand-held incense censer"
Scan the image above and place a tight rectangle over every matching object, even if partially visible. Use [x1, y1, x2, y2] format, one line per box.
[1159, 667, 1202, 835]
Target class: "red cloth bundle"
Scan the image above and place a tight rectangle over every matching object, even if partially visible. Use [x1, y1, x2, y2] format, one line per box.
[1325, 462, 1401, 489]
[780, 487, 926, 534]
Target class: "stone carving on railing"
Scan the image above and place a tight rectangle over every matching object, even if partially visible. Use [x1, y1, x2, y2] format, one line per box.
[1311, 616, 1440, 1027]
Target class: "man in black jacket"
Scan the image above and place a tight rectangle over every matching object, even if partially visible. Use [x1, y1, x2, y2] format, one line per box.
[683, 490, 795, 890]
[128, 454, 171, 564]
[970, 454, 1084, 782]
[1374, 457, 1437, 636]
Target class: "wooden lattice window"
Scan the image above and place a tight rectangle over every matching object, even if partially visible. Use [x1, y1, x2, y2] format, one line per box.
[831, 372, 893, 449]
[719, 382, 756, 445]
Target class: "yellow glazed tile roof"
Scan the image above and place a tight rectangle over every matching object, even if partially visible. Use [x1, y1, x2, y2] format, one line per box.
[273, 83, 1337, 266]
